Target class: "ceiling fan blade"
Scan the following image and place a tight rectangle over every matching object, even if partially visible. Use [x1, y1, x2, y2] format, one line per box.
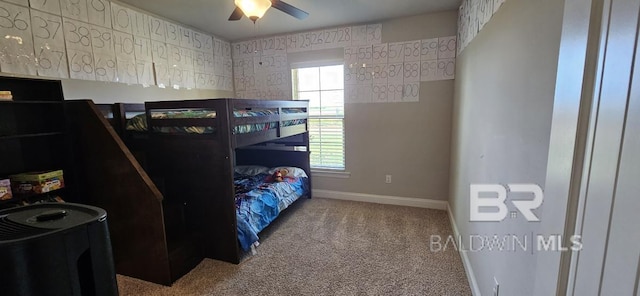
[271, 0, 309, 20]
[228, 6, 244, 21]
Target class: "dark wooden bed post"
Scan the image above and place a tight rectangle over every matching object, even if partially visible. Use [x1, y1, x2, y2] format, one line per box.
[112, 103, 125, 135]
[203, 99, 242, 263]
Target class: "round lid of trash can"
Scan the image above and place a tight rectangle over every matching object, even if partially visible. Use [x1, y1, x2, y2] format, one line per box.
[0, 203, 106, 243]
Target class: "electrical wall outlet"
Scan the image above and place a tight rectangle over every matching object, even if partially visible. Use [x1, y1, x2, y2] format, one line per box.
[493, 277, 499, 296]
[385, 174, 392, 184]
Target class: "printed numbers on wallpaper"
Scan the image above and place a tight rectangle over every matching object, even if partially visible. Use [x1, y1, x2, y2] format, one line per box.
[63, 18, 93, 50]
[387, 83, 403, 102]
[356, 65, 372, 84]
[265, 72, 285, 86]
[372, 64, 388, 84]
[357, 45, 373, 64]
[387, 63, 403, 84]
[178, 26, 192, 48]
[420, 60, 437, 81]
[130, 10, 149, 38]
[133, 36, 152, 62]
[372, 44, 388, 64]
[90, 25, 113, 52]
[61, 0, 88, 22]
[87, 0, 111, 28]
[149, 16, 165, 42]
[113, 31, 134, 56]
[30, 14, 56, 40]
[30, 0, 61, 16]
[372, 84, 388, 103]
[116, 56, 137, 84]
[437, 59, 455, 80]
[0, 0, 231, 90]
[94, 54, 116, 82]
[457, 0, 507, 54]
[403, 41, 421, 62]
[189, 31, 203, 51]
[31, 9, 68, 78]
[421, 38, 438, 60]
[35, 47, 67, 77]
[366, 24, 381, 44]
[387, 43, 404, 63]
[438, 36, 456, 59]
[403, 62, 420, 82]
[0, 2, 37, 75]
[402, 82, 419, 102]
[351, 25, 367, 46]
[164, 22, 179, 46]
[110, 3, 131, 34]
[68, 49, 95, 80]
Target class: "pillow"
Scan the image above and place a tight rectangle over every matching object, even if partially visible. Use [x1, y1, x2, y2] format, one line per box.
[268, 167, 308, 178]
[234, 165, 270, 176]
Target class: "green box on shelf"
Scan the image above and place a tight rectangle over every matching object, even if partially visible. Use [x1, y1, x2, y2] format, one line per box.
[9, 170, 64, 195]
[0, 179, 12, 200]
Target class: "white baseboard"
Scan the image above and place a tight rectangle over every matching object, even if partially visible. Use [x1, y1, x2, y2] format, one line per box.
[447, 203, 481, 296]
[312, 189, 447, 210]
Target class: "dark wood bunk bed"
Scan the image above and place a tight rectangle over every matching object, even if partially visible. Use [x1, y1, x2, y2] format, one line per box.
[144, 99, 311, 263]
[78, 99, 311, 285]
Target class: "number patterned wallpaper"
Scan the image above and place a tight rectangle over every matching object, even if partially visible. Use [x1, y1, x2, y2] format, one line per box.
[457, 0, 507, 54]
[0, 0, 494, 100]
[0, 0, 233, 91]
[233, 23, 457, 103]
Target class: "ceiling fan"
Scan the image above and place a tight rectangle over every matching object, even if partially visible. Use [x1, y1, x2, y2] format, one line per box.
[229, 0, 309, 22]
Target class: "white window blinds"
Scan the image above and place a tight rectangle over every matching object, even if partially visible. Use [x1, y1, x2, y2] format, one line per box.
[292, 64, 345, 170]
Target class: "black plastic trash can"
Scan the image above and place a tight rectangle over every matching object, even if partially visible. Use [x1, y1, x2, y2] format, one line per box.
[0, 203, 118, 296]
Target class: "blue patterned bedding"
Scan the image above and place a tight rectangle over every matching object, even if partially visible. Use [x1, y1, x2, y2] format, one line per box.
[234, 172, 309, 251]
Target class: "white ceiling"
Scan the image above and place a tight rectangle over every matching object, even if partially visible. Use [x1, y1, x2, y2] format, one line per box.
[117, 0, 461, 41]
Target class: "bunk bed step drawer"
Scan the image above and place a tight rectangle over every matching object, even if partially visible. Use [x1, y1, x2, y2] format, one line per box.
[168, 236, 204, 282]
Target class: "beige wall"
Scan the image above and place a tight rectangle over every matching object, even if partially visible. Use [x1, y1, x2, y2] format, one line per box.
[313, 11, 458, 201]
[62, 79, 233, 103]
[0, 73, 233, 103]
[449, 0, 564, 295]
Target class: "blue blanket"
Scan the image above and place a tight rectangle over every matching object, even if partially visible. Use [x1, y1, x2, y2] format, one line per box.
[234, 173, 308, 251]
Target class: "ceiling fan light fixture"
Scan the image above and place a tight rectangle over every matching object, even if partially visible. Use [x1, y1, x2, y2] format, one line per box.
[234, 0, 272, 22]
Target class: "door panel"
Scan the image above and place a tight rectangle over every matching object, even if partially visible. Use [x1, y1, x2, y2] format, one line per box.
[599, 26, 640, 293]
[571, 0, 640, 294]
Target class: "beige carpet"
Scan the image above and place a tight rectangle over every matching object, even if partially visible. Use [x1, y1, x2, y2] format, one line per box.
[117, 198, 472, 295]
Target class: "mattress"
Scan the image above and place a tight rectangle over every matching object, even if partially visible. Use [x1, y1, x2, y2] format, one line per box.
[125, 108, 306, 135]
[234, 172, 309, 251]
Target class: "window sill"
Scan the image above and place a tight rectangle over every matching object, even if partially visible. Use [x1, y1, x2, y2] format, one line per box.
[311, 170, 351, 179]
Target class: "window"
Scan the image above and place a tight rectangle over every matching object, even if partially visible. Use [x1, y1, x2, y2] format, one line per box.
[292, 64, 345, 170]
